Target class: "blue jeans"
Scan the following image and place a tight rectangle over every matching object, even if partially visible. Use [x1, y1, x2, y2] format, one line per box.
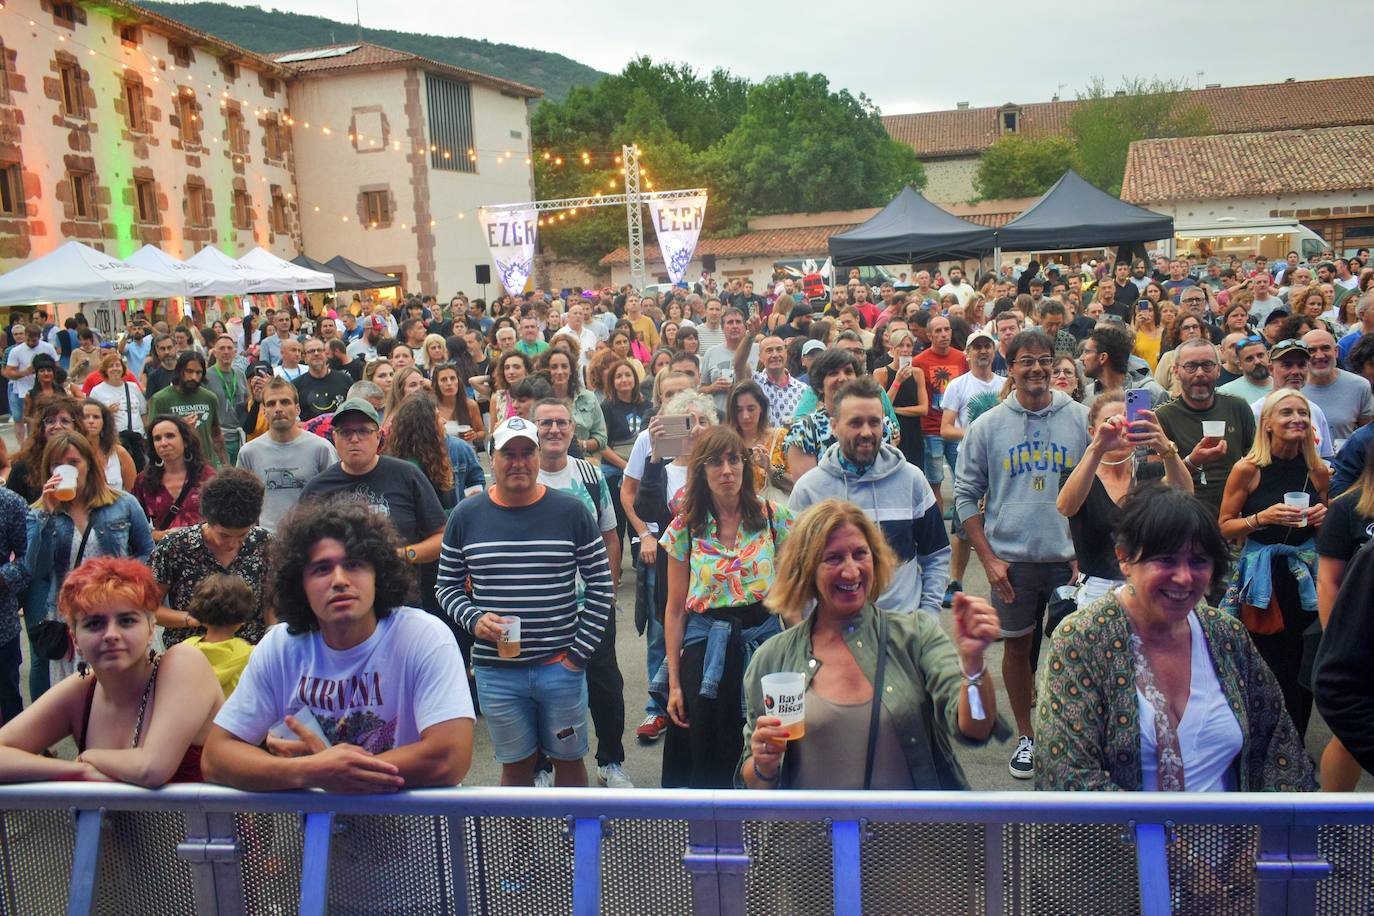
[923, 434, 960, 485]
[6, 390, 22, 425]
[474, 660, 590, 763]
[640, 558, 666, 716]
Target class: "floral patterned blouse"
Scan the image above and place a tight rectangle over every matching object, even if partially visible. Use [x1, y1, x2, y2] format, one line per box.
[660, 500, 792, 614]
[151, 524, 273, 648]
[1034, 593, 1316, 792]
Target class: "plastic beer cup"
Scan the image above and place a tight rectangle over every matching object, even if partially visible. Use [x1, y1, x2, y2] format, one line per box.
[761, 672, 806, 740]
[54, 464, 78, 502]
[1285, 492, 1310, 527]
[497, 617, 521, 658]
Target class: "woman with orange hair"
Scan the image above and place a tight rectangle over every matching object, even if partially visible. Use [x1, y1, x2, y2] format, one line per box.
[0, 557, 221, 784]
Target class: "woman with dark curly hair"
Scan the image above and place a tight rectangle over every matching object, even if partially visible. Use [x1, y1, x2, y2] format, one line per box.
[151, 467, 272, 649]
[203, 499, 474, 792]
[383, 395, 456, 509]
[130, 414, 215, 541]
[6, 395, 81, 504]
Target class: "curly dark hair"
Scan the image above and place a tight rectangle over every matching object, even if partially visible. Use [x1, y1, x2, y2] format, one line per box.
[140, 414, 207, 492]
[270, 500, 414, 635]
[16, 395, 81, 492]
[382, 394, 454, 493]
[184, 572, 257, 630]
[1347, 332, 1374, 374]
[198, 467, 265, 529]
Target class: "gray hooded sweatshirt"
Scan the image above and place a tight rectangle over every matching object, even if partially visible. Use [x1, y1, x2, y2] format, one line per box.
[790, 442, 950, 615]
[954, 389, 1090, 563]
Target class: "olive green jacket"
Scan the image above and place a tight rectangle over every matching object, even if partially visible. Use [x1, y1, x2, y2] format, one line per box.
[738, 604, 1011, 789]
[1034, 595, 1317, 792]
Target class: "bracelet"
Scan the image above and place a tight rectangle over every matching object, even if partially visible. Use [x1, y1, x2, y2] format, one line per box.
[1245, 514, 1258, 531]
[1182, 456, 1197, 473]
[1159, 442, 1178, 458]
[961, 664, 986, 685]
[752, 758, 779, 783]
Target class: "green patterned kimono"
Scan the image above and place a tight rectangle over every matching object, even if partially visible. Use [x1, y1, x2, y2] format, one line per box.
[1034, 593, 1316, 792]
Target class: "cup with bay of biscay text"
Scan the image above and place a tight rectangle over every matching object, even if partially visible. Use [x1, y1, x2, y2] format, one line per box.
[497, 617, 521, 658]
[761, 672, 806, 740]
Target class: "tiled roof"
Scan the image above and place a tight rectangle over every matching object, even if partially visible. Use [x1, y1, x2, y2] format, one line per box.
[883, 75, 1374, 158]
[274, 42, 543, 98]
[109, 0, 293, 76]
[1121, 125, 1374, 203]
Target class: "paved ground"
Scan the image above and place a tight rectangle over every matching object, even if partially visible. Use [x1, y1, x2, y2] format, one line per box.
[6, 415, 1359, 792]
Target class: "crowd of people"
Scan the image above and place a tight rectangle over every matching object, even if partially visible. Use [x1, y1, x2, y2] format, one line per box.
[0, 247, 1370, 801]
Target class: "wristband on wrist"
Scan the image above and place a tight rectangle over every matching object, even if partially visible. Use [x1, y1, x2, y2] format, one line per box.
[752, 758, 779, 783]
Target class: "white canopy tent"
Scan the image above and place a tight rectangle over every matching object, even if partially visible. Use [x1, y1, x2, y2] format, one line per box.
[124, 245, 247, 298]
[238, 247, 335, 293]
[186, 245, 279, 294]
[0, 241, 187, 306]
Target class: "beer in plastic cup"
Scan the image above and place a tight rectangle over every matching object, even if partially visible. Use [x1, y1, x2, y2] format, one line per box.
[761, 672, 806, 740]
[54, 464, 78, 502]
[1285, 492, 1311, 527]
[497, 617, 521, 658]
[1201, 420, 1226, 439]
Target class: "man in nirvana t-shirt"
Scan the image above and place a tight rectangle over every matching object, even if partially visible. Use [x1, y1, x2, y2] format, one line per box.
[202, 499, 474, 791]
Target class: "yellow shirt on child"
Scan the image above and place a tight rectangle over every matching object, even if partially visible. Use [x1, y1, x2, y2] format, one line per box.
[184, 635, 254, 698]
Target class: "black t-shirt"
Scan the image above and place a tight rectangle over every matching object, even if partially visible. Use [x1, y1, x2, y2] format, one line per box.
[1061, 461, 1165, 579]
[300, 456, 446, 545]
[293, 370, 354, 421]
[776, 323, 807, 341]
[600, 397, 652, 453]
[1112, 281, 1139, 306]
[330, 356, 365, 381]
[145, 364, 174, 398]
[1317, 492, 1374, 562]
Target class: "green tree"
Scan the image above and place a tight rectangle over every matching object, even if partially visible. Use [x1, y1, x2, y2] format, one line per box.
[973, 134, 1076, 200]
[710, 73, 925, 219]
[1068, 77, 1213, 195]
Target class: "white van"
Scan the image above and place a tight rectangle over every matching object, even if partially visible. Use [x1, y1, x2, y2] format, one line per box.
[1172, 219, 1329, 263]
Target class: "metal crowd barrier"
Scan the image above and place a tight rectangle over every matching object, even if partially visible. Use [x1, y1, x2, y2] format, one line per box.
[0, 783, 1370, 915]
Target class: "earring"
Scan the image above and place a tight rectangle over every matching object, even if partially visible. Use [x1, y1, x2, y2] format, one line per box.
[183, 449, 192, 462]
[76, 661, 90, 679]
[148, 648, 157, 664]
[151, 456, 164, 467]
[1125, 583, 1137, 597]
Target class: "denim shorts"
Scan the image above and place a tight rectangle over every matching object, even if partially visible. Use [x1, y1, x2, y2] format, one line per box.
[992, 561, 1074, 638]
[923, 434, 960, 485]
[475, 659, 589, 763]
[6, 390, 22, 424]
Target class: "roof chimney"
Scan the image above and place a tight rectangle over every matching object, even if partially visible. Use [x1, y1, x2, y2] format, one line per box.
[955, 101, 969, 110]
[1285, 77, 1296, 83]
[1205, 82, 1221, 89]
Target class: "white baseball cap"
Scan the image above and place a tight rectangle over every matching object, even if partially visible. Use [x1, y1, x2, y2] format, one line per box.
[492, 416, 539, 451]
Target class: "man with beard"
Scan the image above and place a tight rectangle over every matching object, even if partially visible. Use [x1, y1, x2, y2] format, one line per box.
[205, 335, 250, 466]
[294, 339, 355, 422]
[236, 377, 338, 532]
[147, 350, 230, 467]
[258, 310, 297, 368]
[789, 377, 949, 616]
[1078, 324, 1168, 404]
[1155, 339, 1253, 514]
[1219, 337, 1274, 404]
[955, 330, 1088, 779]
[346, 315, 387, 362]
[1302, 328, 1374, 444]
[1108, 261, 1139, 308]
[1091, 276, 1131, 323]
[141, 334, 179, 397]
[1252, 339, 1335, 458]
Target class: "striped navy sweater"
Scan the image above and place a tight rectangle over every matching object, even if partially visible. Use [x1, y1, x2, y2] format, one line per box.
[436, 487, 614, 667]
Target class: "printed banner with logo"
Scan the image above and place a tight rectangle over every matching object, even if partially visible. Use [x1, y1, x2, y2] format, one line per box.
[647, 194, 708, 284]
[478, 208, 538, 294]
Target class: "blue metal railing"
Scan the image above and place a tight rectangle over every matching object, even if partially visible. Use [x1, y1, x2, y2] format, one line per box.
[0, 783, 1369, 915]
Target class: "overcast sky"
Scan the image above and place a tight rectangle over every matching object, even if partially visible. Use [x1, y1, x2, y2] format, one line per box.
[195, 0, 1366, 113]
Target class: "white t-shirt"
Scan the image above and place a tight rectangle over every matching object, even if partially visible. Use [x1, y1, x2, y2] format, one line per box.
[89, 381, 147, 433]
[940, 372, 1005, 429]
[553, 325, 598, 367]
[274, 364, 307, 382]
[215, 607, 473, 753]
[5, 341, 58, 396]
[937, 281, 975, 308]
[1137, 612, 1243, 792]
[538, 458, 616, 533]
[623, 429, 689, 532]
[346, 338, 378, 362]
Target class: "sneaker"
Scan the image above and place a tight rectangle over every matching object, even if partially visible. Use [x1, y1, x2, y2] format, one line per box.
[532, 768, 554, 788]
[597, 763, 634, 789]
[635, 714, 668, 743]
[1009, 736, 1034, 779]
[942, 580, 961, 608]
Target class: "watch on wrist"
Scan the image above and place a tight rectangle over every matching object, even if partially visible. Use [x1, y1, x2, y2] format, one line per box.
[404, 546, 418, 562]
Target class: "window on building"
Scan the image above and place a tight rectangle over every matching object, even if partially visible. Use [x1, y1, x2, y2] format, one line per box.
[59, 62, 84, 118]
[361, 190, 389, 226]
[52, 3, 77, 25]
[177, 95, 197, 144]
[227, 108, 245, 154]
[69, 170, 95, 220]
[270, 190, 287, 233]
[424, 74, 476, 173]
[123, 78, 145, 131]
[0, 163, 23, 217]
[264, 117, 282, 161]
[119, 25, 141, 48]
[0, 41, 9, 105]
[170, 42, 191, 68]
[1001, 109, 1019, 133]
[233, 189, 250, 229]
[134, 178, 157, 224]
[221, 59, 239, 80]
[186, 182, 207, 226]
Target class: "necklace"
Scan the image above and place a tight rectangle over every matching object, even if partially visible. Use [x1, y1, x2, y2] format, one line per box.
[1100, 454, 1133, 466]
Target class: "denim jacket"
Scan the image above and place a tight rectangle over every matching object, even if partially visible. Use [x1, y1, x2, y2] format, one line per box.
[649, 610, 781, 718]
[25, 493, 154, 622]
[1219, 540, 1319, 618]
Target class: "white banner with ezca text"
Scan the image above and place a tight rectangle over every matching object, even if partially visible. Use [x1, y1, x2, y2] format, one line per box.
[479, 209, 538, 294]
[647, 194, 708, 284]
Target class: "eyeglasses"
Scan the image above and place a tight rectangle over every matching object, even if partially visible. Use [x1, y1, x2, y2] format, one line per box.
[334, 426, 378, 440]
[1180, 297, 1206, 305]
[42, 416, 74, 429]
[1014, 357, 1055, 370]
[1180, 361, 1219, 374]
[535, 418, 571, 430]
[1050, 367, 1078, 377]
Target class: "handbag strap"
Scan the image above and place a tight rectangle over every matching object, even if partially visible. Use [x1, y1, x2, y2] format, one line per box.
[123, 381, 134, 432]
[157, 474, 196, 531]
[863, 609, 889, 791]
[73, 520, 95, 567]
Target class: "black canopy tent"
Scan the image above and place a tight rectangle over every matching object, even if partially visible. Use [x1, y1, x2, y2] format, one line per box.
[827, 186, 998, 266]
[325, 255, 400, 289]
[994, 170, 1173, 253]
[290, 254, 374, 291]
